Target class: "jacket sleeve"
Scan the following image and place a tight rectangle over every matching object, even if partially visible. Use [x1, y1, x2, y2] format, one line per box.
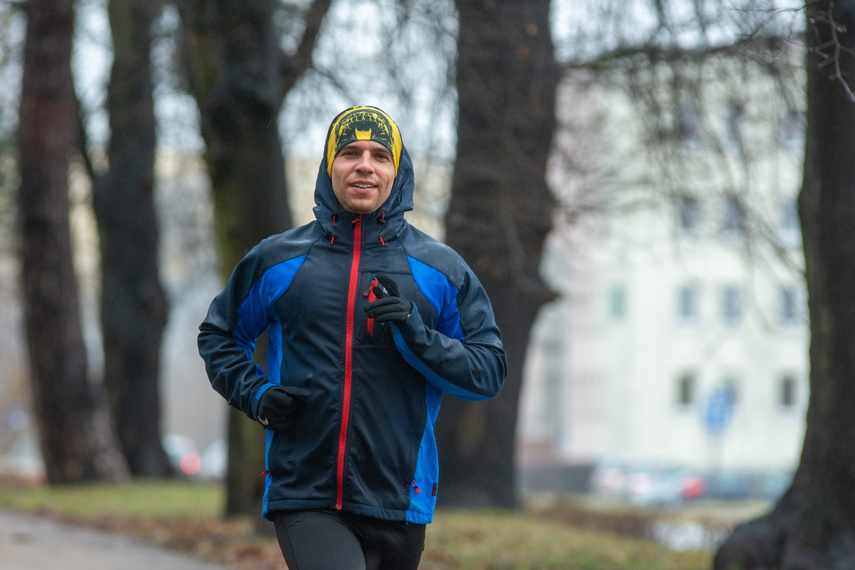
[197, 246, 286, 421]
[392, 264, 507, 401]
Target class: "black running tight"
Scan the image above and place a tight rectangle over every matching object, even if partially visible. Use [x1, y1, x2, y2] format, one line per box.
[272, 509, 425, 570]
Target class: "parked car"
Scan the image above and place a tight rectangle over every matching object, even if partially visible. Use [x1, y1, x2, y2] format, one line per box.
[162, 434, 201, 476]
[625, 465, 708, 506]
[589, 457, 629, 498]
[589, 459, 708, 506]
[703, 469, 794, 501]
[704, 470, 755, 500]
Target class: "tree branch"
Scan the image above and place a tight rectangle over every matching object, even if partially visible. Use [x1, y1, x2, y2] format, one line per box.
[279, 0, 333, 94]
[808, 6, 855, 102]
[562, 32, 794, 71]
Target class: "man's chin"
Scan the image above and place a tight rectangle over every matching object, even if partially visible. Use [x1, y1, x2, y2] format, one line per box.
[344, 199, 379, 215]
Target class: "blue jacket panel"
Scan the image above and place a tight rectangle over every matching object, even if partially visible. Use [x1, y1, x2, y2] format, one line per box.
[198, 144, 507, 523]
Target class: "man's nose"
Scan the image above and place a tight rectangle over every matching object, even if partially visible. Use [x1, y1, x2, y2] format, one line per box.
[355, 151, 374, 171]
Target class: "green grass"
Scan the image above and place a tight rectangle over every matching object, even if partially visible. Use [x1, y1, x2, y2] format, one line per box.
[0, 479, 223, 519]
[0, 479, 712, 569]
[424, 509, 711, 570]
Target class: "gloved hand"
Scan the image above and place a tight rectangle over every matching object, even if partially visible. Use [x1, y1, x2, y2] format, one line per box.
[257, 385, 311, 431]
[365, 273, 413, 324]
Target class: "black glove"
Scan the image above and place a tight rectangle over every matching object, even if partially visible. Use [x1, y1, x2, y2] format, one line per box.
[365, 273, 412, 324]
[257, 385, 311, 431]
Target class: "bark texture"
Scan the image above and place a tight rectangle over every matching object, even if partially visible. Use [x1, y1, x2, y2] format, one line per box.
[436, 0, 559, 508]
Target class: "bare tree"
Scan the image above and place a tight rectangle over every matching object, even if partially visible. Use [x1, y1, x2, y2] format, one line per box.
[436, 0, 559, 508]
[714, 2, 855, 567]
[78, 0, 174, 478]
[16, 0, 128, 484]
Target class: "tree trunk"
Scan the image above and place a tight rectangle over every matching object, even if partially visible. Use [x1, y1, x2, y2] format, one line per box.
[16, 0, 128, 484]
[714, 3, 855, 567]
[176, 0, 330, 519]
[91, 0, 172, 478]
[437, 0, 559, 509]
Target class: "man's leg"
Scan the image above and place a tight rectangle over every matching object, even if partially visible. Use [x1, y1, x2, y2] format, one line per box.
[273, 510, 366, 570]
[357, 516, 425, 570]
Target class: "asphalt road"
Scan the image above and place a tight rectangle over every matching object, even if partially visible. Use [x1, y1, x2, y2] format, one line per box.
[0, 510, 227, 570]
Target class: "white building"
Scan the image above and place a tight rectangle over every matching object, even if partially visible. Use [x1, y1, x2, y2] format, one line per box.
[518, 69, 808, 486]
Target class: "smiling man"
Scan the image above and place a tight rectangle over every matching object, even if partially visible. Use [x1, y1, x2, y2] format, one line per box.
[198, 106, 507, 569]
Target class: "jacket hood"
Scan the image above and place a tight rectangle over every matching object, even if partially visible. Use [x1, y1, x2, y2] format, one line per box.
[312, 135, 415, 240]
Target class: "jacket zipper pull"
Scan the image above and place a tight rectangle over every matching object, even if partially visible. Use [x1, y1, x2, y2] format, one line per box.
[413, 480, 420, 494]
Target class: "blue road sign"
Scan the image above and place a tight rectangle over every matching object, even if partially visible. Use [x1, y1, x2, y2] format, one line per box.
[704, 387, 734, 434]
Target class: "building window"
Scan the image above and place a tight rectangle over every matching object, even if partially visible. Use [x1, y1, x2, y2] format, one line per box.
[780, 108, 805, 149]
[677, 194, 700, 237]
[725, 99, 745, 150]
[780, 375, 797, 408]
[780, 286, 801, 326]
[677, 374, 696, 406]
[781, 200, 799, 232]
[610, 285, 626, 320]
[779, 200, 801, 246]
[676, 101, 702, 147]
[722, 286, 742, 327]
[678, 285, 699, 325]
[722, 195, 746, 238]
[722, 378, 739, 407]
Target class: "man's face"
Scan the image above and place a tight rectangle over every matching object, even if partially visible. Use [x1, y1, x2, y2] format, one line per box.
[330, 141, 396, 214]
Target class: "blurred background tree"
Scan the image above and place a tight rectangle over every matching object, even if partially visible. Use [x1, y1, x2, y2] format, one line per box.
[84, 0, 173, 478]
[16, 0, 128, 484]
[436, 0, 559, 509]
[714, 1, 855, 566]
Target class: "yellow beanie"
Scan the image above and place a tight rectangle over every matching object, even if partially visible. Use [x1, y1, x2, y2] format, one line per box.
[325, 106, 402, 176]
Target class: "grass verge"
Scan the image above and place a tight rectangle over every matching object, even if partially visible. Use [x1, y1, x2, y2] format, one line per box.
[0, 477, 712, 569]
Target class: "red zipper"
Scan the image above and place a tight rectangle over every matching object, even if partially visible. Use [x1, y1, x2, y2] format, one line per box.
[336, 215, 362, 510]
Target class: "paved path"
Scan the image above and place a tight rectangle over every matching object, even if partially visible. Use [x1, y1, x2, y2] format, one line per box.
[0, 510, 227, 570]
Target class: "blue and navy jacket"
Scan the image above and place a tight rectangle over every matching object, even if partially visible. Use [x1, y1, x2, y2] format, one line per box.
[198, 142, 507, 524]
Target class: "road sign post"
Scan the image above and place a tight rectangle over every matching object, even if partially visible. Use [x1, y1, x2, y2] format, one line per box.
[704, 387, 735, 480]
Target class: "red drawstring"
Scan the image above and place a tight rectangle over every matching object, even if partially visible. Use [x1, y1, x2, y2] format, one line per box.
[328, 215, 338, 247]
[378, 211, 387, 245]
